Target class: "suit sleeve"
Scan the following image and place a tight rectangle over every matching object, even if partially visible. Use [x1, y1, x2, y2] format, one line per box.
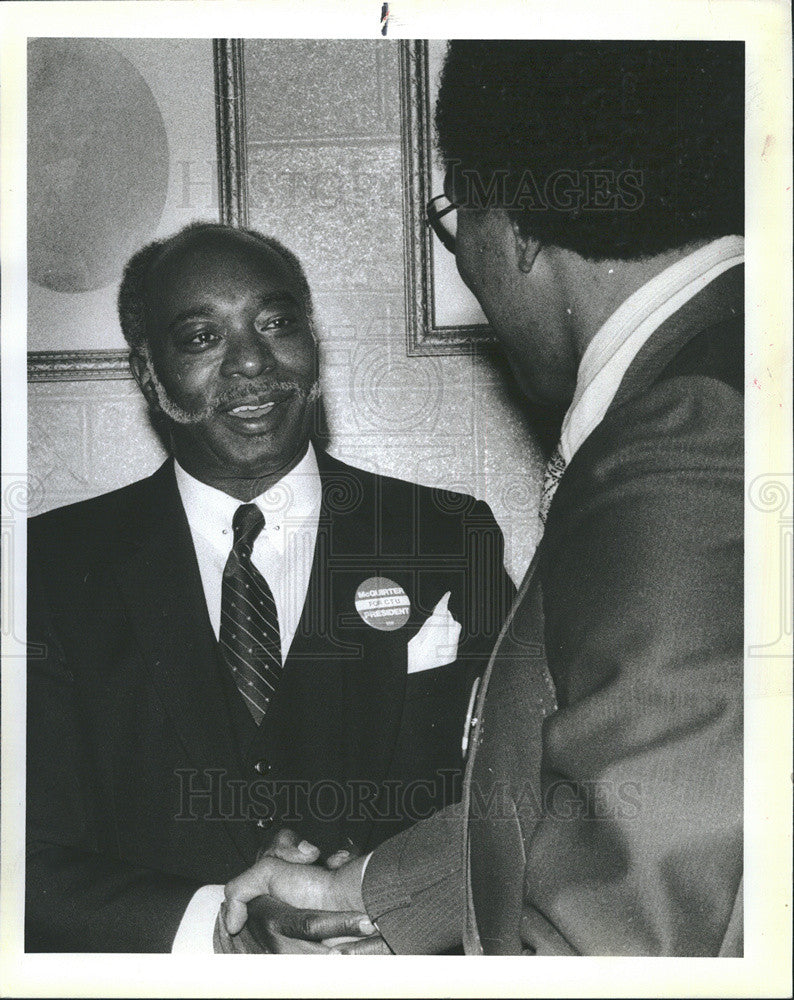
[523, 375, 743, 955]
[26, 558, 200, 953]
[362, 804, 466, 954]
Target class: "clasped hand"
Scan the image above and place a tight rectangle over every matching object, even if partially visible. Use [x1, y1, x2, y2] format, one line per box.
[219, 829, 390, 954]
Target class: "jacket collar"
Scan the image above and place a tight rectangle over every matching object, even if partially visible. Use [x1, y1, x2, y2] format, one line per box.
[610, 262, 743, 412]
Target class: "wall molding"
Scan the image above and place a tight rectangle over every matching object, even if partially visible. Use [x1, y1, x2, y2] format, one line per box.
[28, 350, 133, 382]
[213, 38, 249, 228]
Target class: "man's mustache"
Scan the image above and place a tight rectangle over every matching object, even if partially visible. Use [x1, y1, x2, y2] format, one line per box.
[213, 379, 315, 411]
[144, 358, 320, 425]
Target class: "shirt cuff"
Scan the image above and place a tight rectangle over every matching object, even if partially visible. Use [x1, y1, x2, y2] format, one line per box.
[171, 884, 226, 953]
[360, 851, 373, 889]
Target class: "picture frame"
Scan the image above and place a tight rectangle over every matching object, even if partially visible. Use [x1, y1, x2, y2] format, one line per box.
[27, 38, 238, 382]
[399, 39, 493, 355]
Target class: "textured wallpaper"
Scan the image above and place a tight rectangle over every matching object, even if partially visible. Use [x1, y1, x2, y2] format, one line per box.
[28, 39, 546, 583]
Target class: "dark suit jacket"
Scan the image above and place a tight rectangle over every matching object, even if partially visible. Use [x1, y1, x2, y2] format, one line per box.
[26, 449, 514, 952]
[363, 265, 744, 956]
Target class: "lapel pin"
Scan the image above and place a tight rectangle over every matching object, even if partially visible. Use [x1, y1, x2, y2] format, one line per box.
[355, 576, 410, 631]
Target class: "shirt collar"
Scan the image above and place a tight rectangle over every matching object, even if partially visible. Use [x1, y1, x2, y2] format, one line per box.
[174, 442, 321, 553]
[559, 235, 745, 463]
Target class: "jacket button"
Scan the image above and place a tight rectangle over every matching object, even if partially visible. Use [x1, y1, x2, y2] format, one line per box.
[254, 758, 271, 774]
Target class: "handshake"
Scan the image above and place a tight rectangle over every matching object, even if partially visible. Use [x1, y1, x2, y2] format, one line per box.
[216, 829, 391, 954]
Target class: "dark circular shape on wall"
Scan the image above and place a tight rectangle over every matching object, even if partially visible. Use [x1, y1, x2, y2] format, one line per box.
[28, 39, 170, 294]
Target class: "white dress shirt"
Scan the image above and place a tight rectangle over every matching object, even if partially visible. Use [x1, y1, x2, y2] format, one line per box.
[174, 442, 322, 663]
[171, 442, 322, 953]
[559, 235, 745, 465]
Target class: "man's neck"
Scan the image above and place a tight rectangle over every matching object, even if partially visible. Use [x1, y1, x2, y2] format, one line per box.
[173, 441, 311, 502]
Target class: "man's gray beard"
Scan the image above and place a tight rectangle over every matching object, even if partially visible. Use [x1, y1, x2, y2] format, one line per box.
[143, 357, 321, 425]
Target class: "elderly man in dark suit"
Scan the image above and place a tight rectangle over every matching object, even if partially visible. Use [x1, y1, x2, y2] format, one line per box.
[25, 222, 515, 951]
[221, 40, 744, 957]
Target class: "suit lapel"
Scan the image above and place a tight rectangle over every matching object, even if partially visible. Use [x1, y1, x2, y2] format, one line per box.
[113, 461, 254, 862]
[246, 452, 408, 811]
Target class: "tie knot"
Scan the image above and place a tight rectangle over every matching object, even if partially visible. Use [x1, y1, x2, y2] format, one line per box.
[232, 503, 265, 552]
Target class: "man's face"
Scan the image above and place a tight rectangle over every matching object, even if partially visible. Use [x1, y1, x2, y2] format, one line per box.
[137, 231, 318, 489]
[446, 171, 576, 408]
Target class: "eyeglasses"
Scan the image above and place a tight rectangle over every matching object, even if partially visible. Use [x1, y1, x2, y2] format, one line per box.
[426, 193, 457, 254]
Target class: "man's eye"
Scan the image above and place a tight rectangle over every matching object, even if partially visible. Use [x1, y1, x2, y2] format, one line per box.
[181, 330, 220, 349]
[255, 314, 296, 333]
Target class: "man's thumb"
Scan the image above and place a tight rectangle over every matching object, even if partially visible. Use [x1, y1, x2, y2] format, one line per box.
[259, 827, 320, 865]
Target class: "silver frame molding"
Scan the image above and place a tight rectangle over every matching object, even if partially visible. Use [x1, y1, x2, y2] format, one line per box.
[28, 38, 248, 382]
[27, 350, 133, 382]
[213, 38, 249, 228]
[399, 40, 493, 356]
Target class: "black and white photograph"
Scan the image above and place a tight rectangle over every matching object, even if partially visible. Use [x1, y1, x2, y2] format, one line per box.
[1, 0, 791, 996]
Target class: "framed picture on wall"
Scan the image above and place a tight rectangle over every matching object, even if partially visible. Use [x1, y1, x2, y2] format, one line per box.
[27, 37, 491, 373]
[26, 38, 245, 381]
[399, 39, 494, 355]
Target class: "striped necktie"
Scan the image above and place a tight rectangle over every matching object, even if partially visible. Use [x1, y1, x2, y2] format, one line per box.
[219, 504, 282, 725]
[538, 443, 566, 526]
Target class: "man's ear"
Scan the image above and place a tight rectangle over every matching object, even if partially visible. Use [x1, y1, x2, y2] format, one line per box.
[509, 216, 542, 273]
[129, 349, 160, 412]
